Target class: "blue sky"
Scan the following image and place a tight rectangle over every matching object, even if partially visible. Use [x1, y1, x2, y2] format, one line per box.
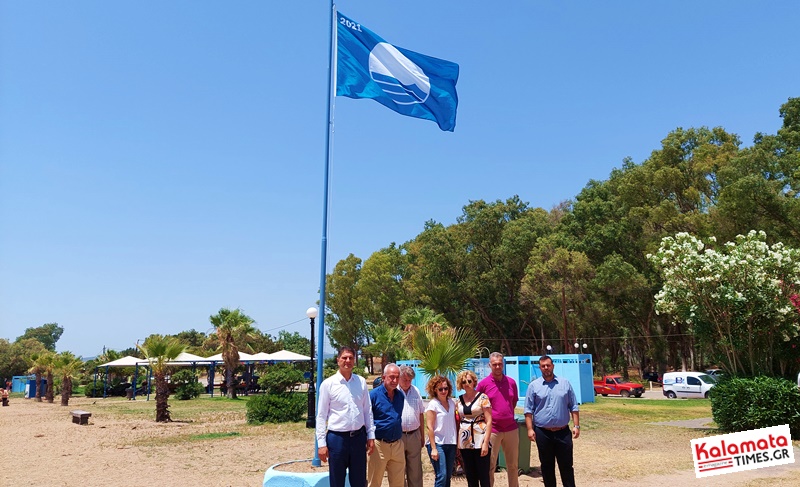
[1, 1, 798, 358]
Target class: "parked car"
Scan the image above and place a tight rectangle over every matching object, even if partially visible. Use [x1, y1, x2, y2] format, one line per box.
[704, 369, 724, 378]
[662, 371, 716, 399]
[642, 371, 662, 383]
[593, 375, 645, 398]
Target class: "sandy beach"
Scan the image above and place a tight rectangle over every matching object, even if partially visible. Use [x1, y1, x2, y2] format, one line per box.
[2, 395, 798, 487]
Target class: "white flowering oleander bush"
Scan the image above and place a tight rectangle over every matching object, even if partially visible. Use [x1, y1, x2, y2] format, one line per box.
[649, 230, 800, 376]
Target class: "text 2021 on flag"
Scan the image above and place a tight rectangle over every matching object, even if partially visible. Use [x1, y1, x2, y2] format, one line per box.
[336, 12, 459, 132]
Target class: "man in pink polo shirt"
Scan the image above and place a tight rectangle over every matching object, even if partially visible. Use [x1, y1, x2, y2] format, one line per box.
[476, 352, 519, 487]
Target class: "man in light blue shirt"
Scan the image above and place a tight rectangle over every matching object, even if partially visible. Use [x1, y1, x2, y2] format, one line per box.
[523, 355, 580, 487]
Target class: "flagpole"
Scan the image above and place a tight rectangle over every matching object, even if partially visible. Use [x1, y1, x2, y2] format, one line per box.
[313, 0, 336, 468]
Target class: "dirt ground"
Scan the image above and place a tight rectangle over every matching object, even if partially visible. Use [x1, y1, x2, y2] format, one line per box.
[1, 395, 797, 487]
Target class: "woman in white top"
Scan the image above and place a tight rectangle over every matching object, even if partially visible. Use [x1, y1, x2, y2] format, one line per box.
[425, 375, 458, 487]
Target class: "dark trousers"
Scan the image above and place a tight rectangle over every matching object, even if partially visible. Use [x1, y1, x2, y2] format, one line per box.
[327, 428, 367, 487]
[460, 448, 491, 487]
[534, 426, 575, 487]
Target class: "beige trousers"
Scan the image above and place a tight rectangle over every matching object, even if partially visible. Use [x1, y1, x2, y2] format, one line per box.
[401, 429, 424, 487]
[489, 429, 520, 487]
[368, 438, 406, 487]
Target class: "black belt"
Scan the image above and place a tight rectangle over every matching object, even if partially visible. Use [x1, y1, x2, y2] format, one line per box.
[329, 426, 366, 437]
[377, 438, 400, 443]
[537, 425, 568, 432]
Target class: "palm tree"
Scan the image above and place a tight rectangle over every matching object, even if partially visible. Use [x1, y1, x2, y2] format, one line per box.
[28, 352, 53, 403]
[138, 336, 185, 422]
[363, 324, 407, 368]
[401, 306, 448, 336]
[209, 308, 256, 399]
[42, 352, 56, 403]
[412, 325, 480, 377]
[54, 352, 84, 406]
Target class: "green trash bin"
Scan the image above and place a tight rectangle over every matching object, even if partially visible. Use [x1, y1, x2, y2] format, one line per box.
[497, 414, 533, 474]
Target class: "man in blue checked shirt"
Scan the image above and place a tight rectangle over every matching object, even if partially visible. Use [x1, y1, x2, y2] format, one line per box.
[368, 363, 406, 487]
[523, 355, 581, 487]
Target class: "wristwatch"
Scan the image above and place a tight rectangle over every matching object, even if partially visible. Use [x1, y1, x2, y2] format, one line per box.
[573, 425, 580, 429]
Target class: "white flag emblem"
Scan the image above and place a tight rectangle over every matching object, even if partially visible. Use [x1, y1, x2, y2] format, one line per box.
[368, 42, 430, 105]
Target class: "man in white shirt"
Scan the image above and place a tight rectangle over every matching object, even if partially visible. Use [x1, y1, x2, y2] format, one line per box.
[316, 347, 376, 487]
[398, 365, 425, 487]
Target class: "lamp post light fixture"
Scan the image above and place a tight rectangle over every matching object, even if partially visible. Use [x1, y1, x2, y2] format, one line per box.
[305, 307, 319, 430]
[573, 341, 589, 352]
[546, 344, 553, 353]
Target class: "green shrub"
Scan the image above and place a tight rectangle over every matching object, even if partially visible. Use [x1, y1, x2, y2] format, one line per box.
[258, 363, 306, 394]
[246, 392, 306, 424]
[711, 376, 800, 439]
[84, 382, 105, 397]
[172, 369, 205, 400]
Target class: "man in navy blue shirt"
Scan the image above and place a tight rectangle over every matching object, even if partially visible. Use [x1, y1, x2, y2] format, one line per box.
[523, 355, 580, 487]
[368, 363, 406, 487]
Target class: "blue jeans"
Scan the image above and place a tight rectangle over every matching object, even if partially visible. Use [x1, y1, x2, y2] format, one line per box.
[426, 443, 456, 487]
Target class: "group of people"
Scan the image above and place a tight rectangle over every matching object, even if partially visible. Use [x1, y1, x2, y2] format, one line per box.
[316, 348, 581, 487]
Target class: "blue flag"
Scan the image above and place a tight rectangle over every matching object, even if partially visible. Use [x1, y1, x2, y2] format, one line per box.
[336, 12, 459, 132]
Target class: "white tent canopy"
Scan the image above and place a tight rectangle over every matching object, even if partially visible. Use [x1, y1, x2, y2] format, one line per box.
[98, 355, 146, 367]
[99, 351, 310, 368]
[168, 352, 210, 364]
[250, 352, 273, 361]
[100, 353, 212, 367]
[268, 350, 311, 361]
[204, 352, 258, 362]
[202, 350, 309, 362]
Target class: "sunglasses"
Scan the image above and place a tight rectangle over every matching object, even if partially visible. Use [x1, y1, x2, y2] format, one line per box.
[437, 387, 449, 392]
[464, 379, 473, 384]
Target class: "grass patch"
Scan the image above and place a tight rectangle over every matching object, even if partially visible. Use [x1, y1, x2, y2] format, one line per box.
[190, 431, 241, 441]
[581, 396, 713, 429]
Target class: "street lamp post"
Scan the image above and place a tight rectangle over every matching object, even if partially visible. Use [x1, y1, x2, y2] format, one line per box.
[306, 307, 318, 430]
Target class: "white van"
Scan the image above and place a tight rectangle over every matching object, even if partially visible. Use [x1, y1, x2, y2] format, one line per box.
[662, 371, 716, 399]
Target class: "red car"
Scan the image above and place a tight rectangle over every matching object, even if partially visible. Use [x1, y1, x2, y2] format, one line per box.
[593, 375, 645, 398]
